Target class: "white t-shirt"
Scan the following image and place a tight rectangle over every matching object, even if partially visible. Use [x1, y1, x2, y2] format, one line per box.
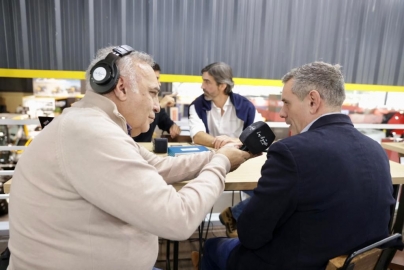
[189, 96, 263, 138]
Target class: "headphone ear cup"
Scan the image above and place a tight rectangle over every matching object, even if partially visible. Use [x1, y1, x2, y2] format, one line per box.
[90, 45, 133, 94]
[90, 61, 120, 94]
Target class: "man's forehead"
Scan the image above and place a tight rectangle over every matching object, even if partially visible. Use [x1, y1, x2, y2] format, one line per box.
[136, 62, 154, 76]
[202, 72, 212, 79]
[135, 62, 159, 90]
[203, 74, 217, 85]
[281, 81, 293, 100]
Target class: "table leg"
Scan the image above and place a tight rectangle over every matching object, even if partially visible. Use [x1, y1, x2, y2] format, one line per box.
[173, 241, 179, 270]
[166, 240, 171, 270]
[393, 185, 404, 234]
[198, 222, 205, 269]
[390, 185, 400, 231]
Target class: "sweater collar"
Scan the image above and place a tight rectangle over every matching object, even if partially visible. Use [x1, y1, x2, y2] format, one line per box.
[73, 91, 129, 133]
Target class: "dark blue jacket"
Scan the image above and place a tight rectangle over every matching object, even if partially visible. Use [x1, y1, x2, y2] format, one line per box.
[227, 114, 395, 270]
[189, 93, 256, 133]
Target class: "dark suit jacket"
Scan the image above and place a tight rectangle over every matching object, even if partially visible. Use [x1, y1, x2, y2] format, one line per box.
[133, 108, 174, 142]
[227, 114, 395, 270]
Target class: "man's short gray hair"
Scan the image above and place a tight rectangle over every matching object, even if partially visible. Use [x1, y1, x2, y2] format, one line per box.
[85, 46, 154, 93]
[282, 61, 346, 107]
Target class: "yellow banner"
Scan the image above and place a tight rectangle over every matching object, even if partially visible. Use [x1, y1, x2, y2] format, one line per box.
[1, 69, 403, 92]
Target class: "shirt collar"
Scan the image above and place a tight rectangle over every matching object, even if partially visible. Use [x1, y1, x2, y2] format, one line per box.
[300, 112, 343, 133]
[126, 124, 132, 136]
[212, 96, 231, 110]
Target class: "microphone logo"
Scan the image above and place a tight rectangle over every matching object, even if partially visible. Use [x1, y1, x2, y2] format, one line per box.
[257, 131, 269, 146]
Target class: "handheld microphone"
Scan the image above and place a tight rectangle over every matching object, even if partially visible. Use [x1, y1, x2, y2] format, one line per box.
[239, 121, 276, 154]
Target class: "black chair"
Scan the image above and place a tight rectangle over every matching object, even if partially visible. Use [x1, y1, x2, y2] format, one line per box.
[0, 247, 10, 270]
[326, 233, 402, 270]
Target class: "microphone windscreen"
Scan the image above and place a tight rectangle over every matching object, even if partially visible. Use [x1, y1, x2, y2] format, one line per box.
[239, 121, 276, 154]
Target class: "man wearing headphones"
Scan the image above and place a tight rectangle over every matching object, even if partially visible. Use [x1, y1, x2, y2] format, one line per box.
[7, 45, 251, 270]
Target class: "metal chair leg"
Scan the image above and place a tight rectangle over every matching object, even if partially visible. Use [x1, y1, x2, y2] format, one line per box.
[166, 239, 171, 270]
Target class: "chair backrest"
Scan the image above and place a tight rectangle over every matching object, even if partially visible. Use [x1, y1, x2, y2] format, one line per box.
[326, 233, 402, 270]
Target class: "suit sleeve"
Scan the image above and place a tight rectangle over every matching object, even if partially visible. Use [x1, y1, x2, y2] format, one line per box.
[157, 108, 174, 132]
[237, 141, 299, 249]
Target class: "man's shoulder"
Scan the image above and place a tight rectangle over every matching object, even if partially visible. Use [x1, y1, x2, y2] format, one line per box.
[230, 93, 255, 108]
[61, 107, 126, 138]
[231, 93, 251, 102]
[270, 131, 326, 154]
[231, 92, 248, 100]
[191, 94, 206, 105]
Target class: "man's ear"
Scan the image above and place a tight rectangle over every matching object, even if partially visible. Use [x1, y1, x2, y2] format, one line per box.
[308, 90, 321, 114]
[113, 77, 127, 101]
[218, 83, 227, 92]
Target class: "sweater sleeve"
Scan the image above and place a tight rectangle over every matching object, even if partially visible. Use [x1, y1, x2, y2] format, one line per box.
[137, 144, 221, 184]
[60, 116, 230, 240]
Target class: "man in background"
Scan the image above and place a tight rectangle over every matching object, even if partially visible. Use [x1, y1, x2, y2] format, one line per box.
[133, 62, 180, 142]
[201, 62, 395, 269]
[188, 62, 262, 149]
[188, 62, 263, 238]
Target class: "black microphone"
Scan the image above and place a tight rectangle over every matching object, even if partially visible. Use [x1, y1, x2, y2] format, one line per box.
[239, 121, 276, 154]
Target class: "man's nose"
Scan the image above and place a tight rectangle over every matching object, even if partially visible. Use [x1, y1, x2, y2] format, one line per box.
[279, 107, 286, 118]
[153, 97, 160, 113]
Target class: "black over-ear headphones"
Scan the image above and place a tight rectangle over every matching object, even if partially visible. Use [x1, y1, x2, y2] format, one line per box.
[90, 45, 134, 94]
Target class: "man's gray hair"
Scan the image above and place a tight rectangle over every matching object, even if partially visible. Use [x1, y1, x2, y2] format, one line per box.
[85, 46, 154, 93]
[201, 62, 234, 95]
[282, 61, 346, 107]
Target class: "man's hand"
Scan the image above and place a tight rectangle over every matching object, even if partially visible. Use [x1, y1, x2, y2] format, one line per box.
[216, 146, 251, 172]
[212, 135, 241, 149]
[169, 124, 181, 138]
[160, 93, 177, 108]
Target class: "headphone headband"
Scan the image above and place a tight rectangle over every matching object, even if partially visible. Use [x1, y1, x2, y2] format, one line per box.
[90, 45, 135, 94]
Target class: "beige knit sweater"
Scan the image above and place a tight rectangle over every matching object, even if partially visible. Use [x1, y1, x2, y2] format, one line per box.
[8, 91, 229, 270]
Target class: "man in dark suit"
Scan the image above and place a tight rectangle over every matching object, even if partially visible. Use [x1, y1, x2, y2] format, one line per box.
[200, 62, 395, 269]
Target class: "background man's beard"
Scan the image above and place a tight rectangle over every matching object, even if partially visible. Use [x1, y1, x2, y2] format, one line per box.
[203, 93, 212, 101]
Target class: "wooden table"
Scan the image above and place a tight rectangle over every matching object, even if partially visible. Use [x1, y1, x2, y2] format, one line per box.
[139, 142, 264, 191]
[381, 143, 404, 233]
[390, 160, 404, 185]
[4, 146, 404, 193]
[118, 143, 404, 188]
[381, 143, 404, 251]
[382, 142, 404, 154]
[382, 142, 404, 161]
